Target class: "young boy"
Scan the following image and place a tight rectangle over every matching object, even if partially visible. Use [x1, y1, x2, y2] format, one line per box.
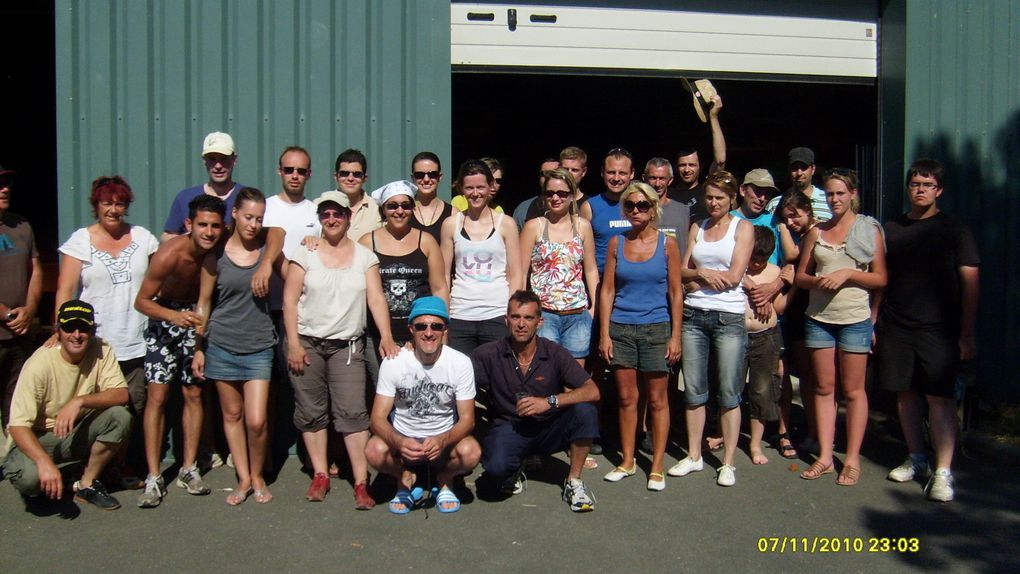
[742, 226, 794, 465]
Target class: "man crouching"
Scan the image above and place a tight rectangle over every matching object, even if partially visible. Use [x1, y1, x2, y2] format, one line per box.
[365, 296, 480, 515]
[4, 301, 130, 510]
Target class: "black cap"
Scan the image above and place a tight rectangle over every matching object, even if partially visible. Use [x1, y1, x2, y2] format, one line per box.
[57, 300, 95, 331]
[788, 147, 815, 166]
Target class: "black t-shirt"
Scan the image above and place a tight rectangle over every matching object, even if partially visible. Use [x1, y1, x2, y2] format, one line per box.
[410, 202, 453, 244]
[668, 182, 708, 223]
[471, 337, 590, 424]
[882, 211, 979, 330]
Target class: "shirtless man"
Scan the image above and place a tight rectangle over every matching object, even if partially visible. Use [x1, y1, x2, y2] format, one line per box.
[133, 195, 226, 508]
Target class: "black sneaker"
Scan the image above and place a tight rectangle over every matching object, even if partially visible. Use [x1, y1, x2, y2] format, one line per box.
[74, 479, 122, 511]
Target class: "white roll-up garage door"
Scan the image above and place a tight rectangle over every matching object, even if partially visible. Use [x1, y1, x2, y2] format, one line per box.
[452, 3, 877, 79]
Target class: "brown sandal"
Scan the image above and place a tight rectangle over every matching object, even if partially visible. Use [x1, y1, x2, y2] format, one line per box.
[799, 460, 834, 480]
[836, 465, 860, 486]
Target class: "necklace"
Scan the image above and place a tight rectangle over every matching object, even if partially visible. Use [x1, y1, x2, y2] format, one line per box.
[416, 200, 440, 226]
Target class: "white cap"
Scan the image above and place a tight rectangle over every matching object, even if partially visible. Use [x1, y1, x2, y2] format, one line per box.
[202, 132, 236, 157]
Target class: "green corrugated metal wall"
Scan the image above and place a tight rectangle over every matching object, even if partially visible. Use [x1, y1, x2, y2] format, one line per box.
[883, 0, 1020, 401]
[55, 0, 452, 241]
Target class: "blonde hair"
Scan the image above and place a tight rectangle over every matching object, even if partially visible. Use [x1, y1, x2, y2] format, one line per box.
[542, 167, 579, 216]
[620, 182, 661, 223]
[704, 170, 738, 212]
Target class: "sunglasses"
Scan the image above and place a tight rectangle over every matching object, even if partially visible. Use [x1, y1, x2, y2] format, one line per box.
[413, 170, 441, 180]
[282, 166, 309, 176]
[58, 322, 94, 334]
[318, 209, 349, 220]
[336, 170, 365, 179]
[624, 200, 652, 213]
[384, 201, 414, 211]
[412, 322, 447, 332]
[607, 147, 633, 159]
[543, 190, 571, 199]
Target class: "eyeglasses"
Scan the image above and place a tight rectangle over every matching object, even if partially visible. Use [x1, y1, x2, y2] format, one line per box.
[336, 170, 365, 179]
[318, 209, 349, 221]
[908, 181, 939, 190]
[58, 322, 93, 334]
[624, 200, 652, 213]
[543, 190, 571, 199]
[281, 166, 309, 176]
[412, 170, 440, 180]
[412, 322, 447, 332]
[384, 201, 414, 211]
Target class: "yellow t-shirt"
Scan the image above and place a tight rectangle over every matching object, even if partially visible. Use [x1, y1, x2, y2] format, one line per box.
[6, 340, 126, 440]
[450, 194, 504, 214]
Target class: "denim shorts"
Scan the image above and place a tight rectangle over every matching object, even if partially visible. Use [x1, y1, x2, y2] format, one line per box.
[804, 317, 873, 353]
[203, 342, 275, 382]
[681, 307, 747, 408]
[538, 310, 592, 358]
[609, 321, 671, 373]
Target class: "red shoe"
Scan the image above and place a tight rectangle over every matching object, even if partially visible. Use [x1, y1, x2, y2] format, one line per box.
[306, 473, 330, 502]
[354, 482, 375, 510]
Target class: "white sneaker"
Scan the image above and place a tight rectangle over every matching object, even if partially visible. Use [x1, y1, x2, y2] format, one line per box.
[667, 456, 704, 477]
[716, 464, 736, 487]
[926, 469, 955, 502]
[888, 455, 931, 482]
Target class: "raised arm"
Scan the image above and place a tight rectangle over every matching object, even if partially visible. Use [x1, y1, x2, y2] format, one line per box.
[251, 227, 285, 297]
[707, 94, 726, 173]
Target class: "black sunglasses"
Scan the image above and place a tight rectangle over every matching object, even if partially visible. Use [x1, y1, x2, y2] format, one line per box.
[624, 200, 652, 213]
[336, 170, 365, 179]
[412, 322, 447, 332]
[384, 201, 414, 211]
[412, 170, 441, 180]
[543, 190, 571, 199]
[58, 322, 94, 334]
[282, 166, 309, 176]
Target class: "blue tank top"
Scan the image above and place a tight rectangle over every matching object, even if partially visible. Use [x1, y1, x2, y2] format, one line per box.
[610, 232, 670, 325]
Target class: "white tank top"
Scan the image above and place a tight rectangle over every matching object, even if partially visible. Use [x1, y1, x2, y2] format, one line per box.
[450, 211, 510, 320]
[685, 216, 745, 314]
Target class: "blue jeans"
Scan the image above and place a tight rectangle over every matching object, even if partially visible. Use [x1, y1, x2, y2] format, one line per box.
[537, 310, 592, 358]
[681, 307, 747, 408]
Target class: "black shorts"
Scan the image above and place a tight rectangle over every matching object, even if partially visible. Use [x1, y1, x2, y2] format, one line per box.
[875, 319, 958, 398]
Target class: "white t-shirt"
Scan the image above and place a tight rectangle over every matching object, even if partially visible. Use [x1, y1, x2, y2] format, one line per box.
[58, 226, 159, 360]
[263, 194, 321, 311]
[291, 242, 379, 340]
[374, 347, 476, 438]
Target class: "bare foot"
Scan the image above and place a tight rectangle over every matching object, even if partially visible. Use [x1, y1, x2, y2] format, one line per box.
[751, 450, 769, 465]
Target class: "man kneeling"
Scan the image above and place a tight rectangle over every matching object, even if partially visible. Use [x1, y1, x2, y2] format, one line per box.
[473, 290, 601, 512]
[4, 301, 131, 510]
[365, 296, 480, 514]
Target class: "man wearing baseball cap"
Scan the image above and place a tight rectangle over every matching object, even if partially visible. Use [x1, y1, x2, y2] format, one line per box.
[733, 168, 783, 265]
[764, 147, 831, 223]
[0, 164, 44, 455]
[161, 131, 247, 242]
[364, 296, 480, 515]
[3, 300, 131, 511]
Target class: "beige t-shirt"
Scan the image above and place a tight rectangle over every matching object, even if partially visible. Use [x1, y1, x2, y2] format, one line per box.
[6, 340, 126, 445]
[347, 195, 383, 243]
[745, 263, 781, 333]
[806, 238, 871, 324]
[291, 243, 380, 340]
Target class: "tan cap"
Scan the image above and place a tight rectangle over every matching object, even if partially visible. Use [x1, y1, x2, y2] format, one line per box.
[202, 132, 236, 157]
[314, 190, 351, 209]
[742, 168, 778, 193]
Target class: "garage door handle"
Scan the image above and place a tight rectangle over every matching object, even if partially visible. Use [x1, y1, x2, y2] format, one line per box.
[508, 8, 517, 31]
[530, 14, 557, 23]
[466, 12, 494, 22]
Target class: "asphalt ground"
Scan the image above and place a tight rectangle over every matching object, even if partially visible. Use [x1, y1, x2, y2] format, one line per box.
[2, 406, 1018, 574]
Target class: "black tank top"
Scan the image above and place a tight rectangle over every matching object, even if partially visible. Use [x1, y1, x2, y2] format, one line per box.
[370, 230, 431, 344]
[410, 202, 453, 244]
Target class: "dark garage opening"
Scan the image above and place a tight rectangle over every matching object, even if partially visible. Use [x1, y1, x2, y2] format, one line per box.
[452, 72, 878, 214]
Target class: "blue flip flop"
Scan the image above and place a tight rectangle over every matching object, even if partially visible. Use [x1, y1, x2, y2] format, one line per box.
[435, 486, 461, 514]
[387, 489, 414, 515]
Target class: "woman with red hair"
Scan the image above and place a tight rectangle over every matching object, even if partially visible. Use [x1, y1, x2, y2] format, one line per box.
[53, 176, 160, 481]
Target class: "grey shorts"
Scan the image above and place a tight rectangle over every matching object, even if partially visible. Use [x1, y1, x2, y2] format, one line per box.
[289, 335, 370, 434]
[609, 321, 671, 373]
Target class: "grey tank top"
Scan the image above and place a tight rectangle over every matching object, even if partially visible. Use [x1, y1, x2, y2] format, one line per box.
[208, 245, 277, 353]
